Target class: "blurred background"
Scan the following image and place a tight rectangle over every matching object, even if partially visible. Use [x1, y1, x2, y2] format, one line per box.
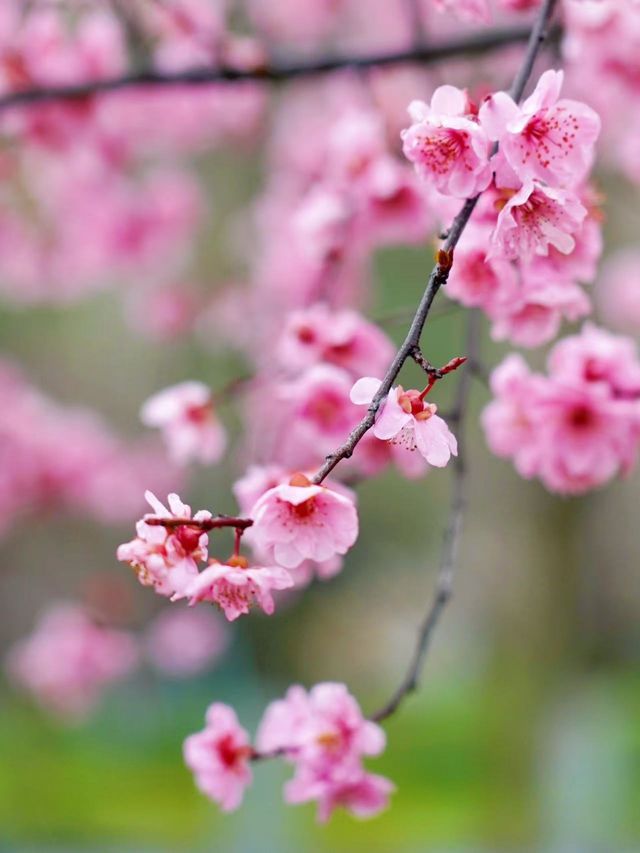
[1, 2, 639, 851]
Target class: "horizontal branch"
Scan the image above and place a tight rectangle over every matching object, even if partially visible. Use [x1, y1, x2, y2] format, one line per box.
[0, 23, 547, 111]
[144, 515, 253, 531]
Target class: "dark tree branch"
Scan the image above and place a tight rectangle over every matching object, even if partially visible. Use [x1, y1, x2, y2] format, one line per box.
[313, 0, 558, 488]
[366, 0, 559, 722]
[144, 515, 253, 532]
[0, 23, 555, 112]
[370, 310, 480, 723]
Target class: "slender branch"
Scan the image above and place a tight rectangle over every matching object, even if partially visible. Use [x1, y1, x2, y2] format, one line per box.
[144, 515, 253, 531]
[0, 23, 551, 112]
[312, 0, 558, 489]
[371, 310, 480, 723]
[366, 0, 559, 722]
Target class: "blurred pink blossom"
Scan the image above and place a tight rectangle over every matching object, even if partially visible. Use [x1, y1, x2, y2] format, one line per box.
[6, 603, 138, 721]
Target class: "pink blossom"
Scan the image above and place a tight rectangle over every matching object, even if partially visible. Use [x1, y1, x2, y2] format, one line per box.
[292, 187, 353, 264]
[597, 249, 640, 334]
[249, 474, 359, 569]
[177, 555, 294, 621]
[141, 381, 226, 466]
[256, 682, 393, 822]
[350, 378, 458, 467]
[233, 467, 350, 585]
[482, 328, 640, 494]
[144, 608, 228, 678]
[233, 464, 288, 517]
[488, 271, 591, 348]
[5, 602, 138, 721]
[481, 354, 545, 478]
[277, 304, 394, 378]
[360, 156, 432, 246]
[479, 70, 600, 187]
[547, 323, 640, 397]
[117, 491, 210, 599]
[278, 365, 361, 461]
[446, 225, 519, 312]
[402, 86, 492, 198]
[532, 382, 638, 494]
[490, 181, 587, 261]
[288, 767, 395, 823]
[257, 683, 385, 764]
[183, 703, 253, 812]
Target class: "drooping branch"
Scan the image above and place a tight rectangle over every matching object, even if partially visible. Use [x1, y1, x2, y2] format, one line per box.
[365, 0, 559, 722]
[370, 310, 480, 723]
[0, 23, 556, 112]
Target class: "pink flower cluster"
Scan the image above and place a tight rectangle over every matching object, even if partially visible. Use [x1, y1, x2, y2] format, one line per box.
[403, 71, 602, 347]
[184, 683, 393, 821]
[483, 324, 640, 494]
[117, 476, 359, 616]
[5, 603, 138, 720]
[236, 302, 433, 480]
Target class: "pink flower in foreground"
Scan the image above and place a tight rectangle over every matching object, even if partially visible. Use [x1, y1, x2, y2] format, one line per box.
[250, 474, 359, 569]
[490, 181, 586, 260]
[479, 70, 600, 187]
[117, 491, 210, 599]
[177, 555, 294, 621]
[184, 703, 253, 812]
[402, 86, 492, 198]
[144, 608, 228, 678]
[141, 381, 226, 466]
[256, 682, 393, 822]
[350, 378, 457, 467]
[6, 603, 138, 721]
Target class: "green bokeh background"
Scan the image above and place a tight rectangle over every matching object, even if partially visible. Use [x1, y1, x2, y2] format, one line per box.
[1, 150, 639, 853]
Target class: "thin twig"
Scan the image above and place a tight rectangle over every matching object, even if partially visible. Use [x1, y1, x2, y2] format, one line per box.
[371, 310, 480, 722]
[144, 515, 253, 531]
[0, 24, 550, 112]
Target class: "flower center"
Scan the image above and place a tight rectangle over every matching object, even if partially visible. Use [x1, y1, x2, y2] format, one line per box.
[398, 388, 437, 420]
[316, 731, 342, 751]
[419, 128, 467, 174]
[185, 402, 212, 424]
[217, 733, 250, 769]
[226, 554, 249, 569]
[568, 404, 596, 429]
